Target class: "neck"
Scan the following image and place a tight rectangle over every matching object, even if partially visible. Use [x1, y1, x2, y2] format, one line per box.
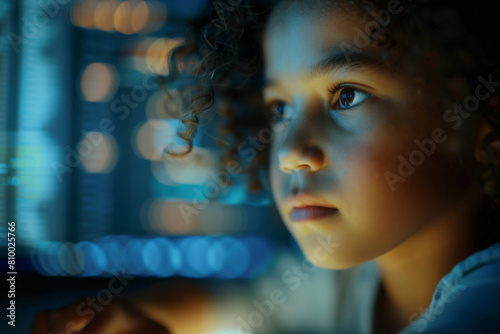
[374, 191, 486, 332]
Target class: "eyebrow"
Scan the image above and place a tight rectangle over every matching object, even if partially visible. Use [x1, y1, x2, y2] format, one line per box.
[264, 49, 390, 89]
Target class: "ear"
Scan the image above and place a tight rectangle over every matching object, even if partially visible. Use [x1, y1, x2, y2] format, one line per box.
[473, 105, 500, 198]
[473, 113, 500, 166]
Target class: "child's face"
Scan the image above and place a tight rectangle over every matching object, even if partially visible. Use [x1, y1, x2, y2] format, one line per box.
[263, 2, 481, 269]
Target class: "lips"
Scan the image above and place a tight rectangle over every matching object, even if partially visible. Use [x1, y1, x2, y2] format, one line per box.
[287, 193, 339, 222]
[290, 206, 339, 221]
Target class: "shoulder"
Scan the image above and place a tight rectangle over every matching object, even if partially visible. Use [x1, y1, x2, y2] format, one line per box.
[401, 244, 500, 334]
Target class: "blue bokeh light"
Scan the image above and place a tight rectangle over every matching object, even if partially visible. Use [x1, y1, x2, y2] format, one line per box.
[57, 242, 84, 276]
[124, 238, 149, 275]
[34, 242, 65, 276]
[178, 237, 213, 278]
[142, 237, 181, 277]
[29, 235, 274, 279]
[74, 241, 107, 276]
[98, 240, 125, 272]
[31, 242, 55, 276]
[215, 237, 251, 279]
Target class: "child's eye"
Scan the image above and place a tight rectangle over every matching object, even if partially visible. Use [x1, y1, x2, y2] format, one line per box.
[330, 86, 372, 110]
[269, 102, 292, 122]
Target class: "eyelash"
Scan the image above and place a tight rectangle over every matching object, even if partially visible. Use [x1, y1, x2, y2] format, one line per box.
[327, 81, 350, 95]
[267, 82, 372, 123]
[328, 82, 372, 111]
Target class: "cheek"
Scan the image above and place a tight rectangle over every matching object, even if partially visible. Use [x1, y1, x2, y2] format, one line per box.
[338, 148, 400, 214]
[269, 144, 286, 205]
[338, 141, 433, 223]
[338, 136, 461, 233]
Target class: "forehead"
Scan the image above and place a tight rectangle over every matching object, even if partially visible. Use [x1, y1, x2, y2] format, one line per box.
[263, 2, 389, 84]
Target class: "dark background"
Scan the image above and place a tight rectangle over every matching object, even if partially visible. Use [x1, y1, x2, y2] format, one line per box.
[0, 1, 296, 332]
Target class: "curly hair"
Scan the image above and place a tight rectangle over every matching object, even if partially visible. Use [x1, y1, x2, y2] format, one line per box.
[161, 0, 500, 238]
[162, 0, 271, 191]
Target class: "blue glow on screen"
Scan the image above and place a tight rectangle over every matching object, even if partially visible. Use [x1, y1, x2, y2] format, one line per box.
[30, 236, 274, 278]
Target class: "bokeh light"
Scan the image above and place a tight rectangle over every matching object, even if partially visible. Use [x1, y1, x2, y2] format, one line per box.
[142, 238, 181, 277]
[130, 1, 150, 33]
[75, 241, 107, 276]
[94, 0, 119, 31]
[150, 160, 177, 185]
[132, 119, 175, 161]
[124, 238, 148, 275]
[80, 62, 119, 102]
[142, 199, 253, 235]
[71, 0, 99, 29]
[145, 199, 199, 234]
[31, 242, 63, 276]
[57, 242, 84, 276]
[145, 90, 188, 120]
[147, 38, 184, 75]
[163, 147, 216, 185]
[30, 236, 274, 279]
[142, 1, 168, 33]
[198, 205, 247, 235]
[212, 237, 250, 279]
[178, 237, 212, 278]
[72, 0, 167, 33]
[114, 0, 134, 34]
[79, 132, 119, 174]
[133, 119, 217, 184]
[96, 239, 125, 272]
[157, 200, 197, 234]
[131, 37, 185, 75]
[141, 198, 162, 234]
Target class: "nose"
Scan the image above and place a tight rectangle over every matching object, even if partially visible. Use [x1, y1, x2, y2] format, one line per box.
[278, 144, 326, 173]
[276, 100, 328, 174]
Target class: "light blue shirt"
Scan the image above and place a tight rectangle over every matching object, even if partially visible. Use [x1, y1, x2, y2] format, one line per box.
[400, 242, 500, 333]
[212, 243, 500, 333]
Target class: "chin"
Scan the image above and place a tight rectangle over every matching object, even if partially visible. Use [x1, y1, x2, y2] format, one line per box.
[298, 242, 365, 270]
[308, 257, 363, 270]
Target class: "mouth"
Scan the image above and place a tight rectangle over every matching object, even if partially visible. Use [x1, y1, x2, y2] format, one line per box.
[290, 206, 339, 222]
[287, 193, 339, 222]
